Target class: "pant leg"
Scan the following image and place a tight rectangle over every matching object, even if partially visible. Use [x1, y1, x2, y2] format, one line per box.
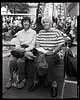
[46, 53, 64, 97]
[46, 53, 64, 83]
[9, 55, 17, 79]
[26, 49, 40, 82]
[17, 57, 25, 81]
[25, 58, 38, 87]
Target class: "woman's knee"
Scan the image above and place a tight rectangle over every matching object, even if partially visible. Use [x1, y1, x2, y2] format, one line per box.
[9, 55, 17, 72]
[9, 55, 17, 64]
[17, 58, 25, 69]
[17, 58, 25, 64]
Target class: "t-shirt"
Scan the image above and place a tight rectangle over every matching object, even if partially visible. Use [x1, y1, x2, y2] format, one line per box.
[36, 28, 70, 59]
[36, 28, 68, 50]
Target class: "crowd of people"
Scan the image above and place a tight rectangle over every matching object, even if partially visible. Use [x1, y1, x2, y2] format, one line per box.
[2, 16, 23, 40]
[3, 15, 77, 98]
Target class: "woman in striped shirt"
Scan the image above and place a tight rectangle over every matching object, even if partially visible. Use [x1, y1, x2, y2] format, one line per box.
[31, 17, 70, 97]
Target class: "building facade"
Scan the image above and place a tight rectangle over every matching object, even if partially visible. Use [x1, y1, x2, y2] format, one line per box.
[64, 3, 79, 17]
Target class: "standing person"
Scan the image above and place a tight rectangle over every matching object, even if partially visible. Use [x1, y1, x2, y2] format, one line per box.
[5, 17, 36, 89]
[29, 17, 70, 97]
[52, 17, 57, 29]
[57, 16, 66, 33]
[70, 16, 77, 44]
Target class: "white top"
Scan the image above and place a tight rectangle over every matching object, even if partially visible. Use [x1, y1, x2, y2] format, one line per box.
[10, 28, 36, 51]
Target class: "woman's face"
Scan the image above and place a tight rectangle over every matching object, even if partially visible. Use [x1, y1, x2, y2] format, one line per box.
[23, 20, 30, 30]
[42, 20, 51, 30]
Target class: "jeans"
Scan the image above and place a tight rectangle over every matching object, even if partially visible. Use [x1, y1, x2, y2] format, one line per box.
[45, 53, 64, 83]
[9, 55, 25, 81]
[33, 51, 64, 84]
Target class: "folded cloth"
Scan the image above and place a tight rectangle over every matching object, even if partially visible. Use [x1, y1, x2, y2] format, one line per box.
[24, 51, 36, 59]
[36, 47, 48, 54]
[11, 49, 25, 58]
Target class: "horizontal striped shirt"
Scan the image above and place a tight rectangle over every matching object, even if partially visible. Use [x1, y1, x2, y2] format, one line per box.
[36, 28, 67, 50]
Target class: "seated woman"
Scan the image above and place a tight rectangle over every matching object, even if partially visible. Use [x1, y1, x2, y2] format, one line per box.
[5, 17, 36, 89]
[28, 17, 70, 97]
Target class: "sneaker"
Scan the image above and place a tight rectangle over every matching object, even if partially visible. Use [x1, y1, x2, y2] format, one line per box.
[5, 79, 12, 89]
[50, 81, 58, 97]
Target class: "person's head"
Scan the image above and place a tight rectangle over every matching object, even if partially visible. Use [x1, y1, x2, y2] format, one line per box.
[58, 16, 65, 27]
[66, 17, 72, 28]
[73, 16, 76, 20]
[41, 17, 52, 30]
[21, 17, 31, 31]
[66, 16, 72, 23]
[72, 16, 77, 27]
[31, 22, 36, 29]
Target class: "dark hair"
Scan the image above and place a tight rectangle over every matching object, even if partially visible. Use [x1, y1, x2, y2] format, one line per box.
[52, 16, 57, 24]
[21, 17, 31, 26]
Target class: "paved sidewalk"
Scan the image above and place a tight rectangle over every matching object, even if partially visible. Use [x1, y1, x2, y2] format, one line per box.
[2, 56, 63, 99]
[2, 46, 77, 99]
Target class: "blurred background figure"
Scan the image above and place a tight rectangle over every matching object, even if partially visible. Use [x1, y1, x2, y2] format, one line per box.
[52, 17, 57, 28]
[57, 16, 66, 33]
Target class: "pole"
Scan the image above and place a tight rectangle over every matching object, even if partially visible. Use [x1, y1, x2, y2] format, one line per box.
[36, 3, 40, 21]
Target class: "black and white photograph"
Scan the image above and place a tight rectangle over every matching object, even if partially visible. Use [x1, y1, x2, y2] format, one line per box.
[1, 2, 79, 98]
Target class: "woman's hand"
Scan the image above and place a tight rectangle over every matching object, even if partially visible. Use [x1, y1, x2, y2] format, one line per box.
[46, 51, 54, 55]
[24, 51, 36, 58]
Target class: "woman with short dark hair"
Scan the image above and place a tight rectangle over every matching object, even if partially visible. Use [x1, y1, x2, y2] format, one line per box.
[5, 17, 36, 89]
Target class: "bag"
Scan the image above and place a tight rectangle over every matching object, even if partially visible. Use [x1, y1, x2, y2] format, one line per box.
[21, 44, 29, 48]
[35, 52, 48, 76]
[11, 49, 25, 58]
[64, 49, 77, 78]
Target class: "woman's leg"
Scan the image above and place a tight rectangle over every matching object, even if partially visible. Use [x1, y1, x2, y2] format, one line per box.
[9, 55, 17, 80]
[17, 57, 25, 82]
[46, 53, 64, 97]
[5, 55, 17, 89]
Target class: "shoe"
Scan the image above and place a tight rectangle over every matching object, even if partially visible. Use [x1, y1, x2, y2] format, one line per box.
[50, 81, 58, 97]
[5, 79, 12, 89]
[16, 79, 26, 89]
[28, 81, 40, 92]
